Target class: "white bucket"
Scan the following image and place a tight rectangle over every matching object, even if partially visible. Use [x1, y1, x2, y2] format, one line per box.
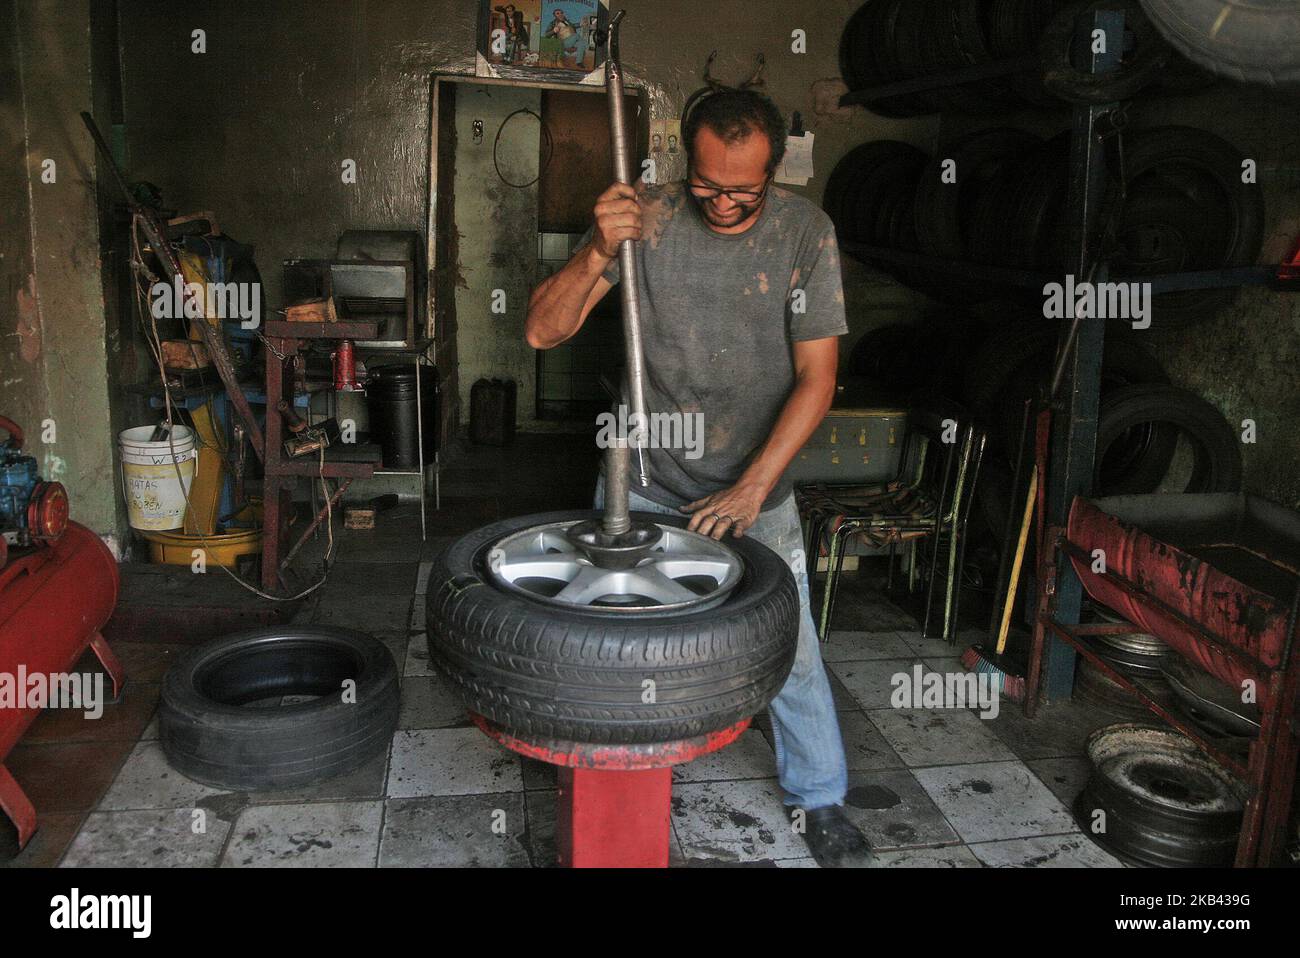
[119, 425, 198, 531]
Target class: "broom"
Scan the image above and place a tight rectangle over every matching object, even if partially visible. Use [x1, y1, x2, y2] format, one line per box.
[961, 456, 1036, 703]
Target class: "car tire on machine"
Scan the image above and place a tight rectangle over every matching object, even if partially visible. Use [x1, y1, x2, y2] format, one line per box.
[425, 510, 800, 745]
[160, 626, 401, 790]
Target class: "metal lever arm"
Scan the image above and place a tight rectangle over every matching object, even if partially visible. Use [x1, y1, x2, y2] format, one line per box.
[605, 11, 651, 491]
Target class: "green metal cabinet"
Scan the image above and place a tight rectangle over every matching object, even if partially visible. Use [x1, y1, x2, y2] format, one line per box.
[787, 407, 907, 486]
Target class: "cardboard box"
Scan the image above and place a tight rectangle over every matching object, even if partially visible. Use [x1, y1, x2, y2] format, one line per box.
[284, 297, 338, 323]
[160, 339, 210, 369]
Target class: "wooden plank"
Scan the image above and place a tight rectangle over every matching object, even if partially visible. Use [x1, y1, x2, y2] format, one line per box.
[263, 319, 381, 340]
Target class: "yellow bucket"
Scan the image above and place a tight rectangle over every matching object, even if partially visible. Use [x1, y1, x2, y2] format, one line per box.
[141, 527, 263, 568]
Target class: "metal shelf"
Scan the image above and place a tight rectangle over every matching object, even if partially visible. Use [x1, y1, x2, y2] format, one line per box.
[838, 55, 1040, 109]
[346, 344, 441, 537]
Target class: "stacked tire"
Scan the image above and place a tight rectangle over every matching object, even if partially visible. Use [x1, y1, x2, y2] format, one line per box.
[821, 141, 935, 294]
[957, 319, 1241, 543]
[838, 0, 1211, 115]
[1140, 0, 1300, 87]
[825, 126, 1264, 331]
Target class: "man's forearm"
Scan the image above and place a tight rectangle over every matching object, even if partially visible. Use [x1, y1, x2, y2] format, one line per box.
[739, 371, 836, 498]
[525, 243, 611, 349]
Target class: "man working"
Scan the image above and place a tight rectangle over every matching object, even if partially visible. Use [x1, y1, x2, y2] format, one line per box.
[525, 90, 872, 868]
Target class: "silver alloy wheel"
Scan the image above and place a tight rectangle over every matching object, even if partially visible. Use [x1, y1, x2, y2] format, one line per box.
[486, 520, 743, 613]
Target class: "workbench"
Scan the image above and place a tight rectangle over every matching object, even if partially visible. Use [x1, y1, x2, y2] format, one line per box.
[259, 319, 383, 592]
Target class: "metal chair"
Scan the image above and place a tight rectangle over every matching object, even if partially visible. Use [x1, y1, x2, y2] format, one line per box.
[797, 406, 987, 643]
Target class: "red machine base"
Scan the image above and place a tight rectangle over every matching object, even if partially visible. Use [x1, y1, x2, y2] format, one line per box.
[472, 713, 749, 868]
[556, 766, 673, 867]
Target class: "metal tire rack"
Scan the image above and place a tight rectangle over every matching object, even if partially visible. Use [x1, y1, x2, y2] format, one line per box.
[839, 6, 1300, 865]
[838, 6, 1291, 699]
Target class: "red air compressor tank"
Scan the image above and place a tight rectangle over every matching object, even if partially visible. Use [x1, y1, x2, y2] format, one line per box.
[0, 521, 121, 850]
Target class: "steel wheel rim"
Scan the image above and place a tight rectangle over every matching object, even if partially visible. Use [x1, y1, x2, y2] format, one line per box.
[486, 520, 743, 613]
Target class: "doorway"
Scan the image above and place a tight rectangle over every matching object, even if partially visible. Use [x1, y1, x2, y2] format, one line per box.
[426, 74, 645, 437]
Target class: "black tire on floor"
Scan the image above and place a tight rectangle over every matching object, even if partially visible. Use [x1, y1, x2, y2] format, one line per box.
[160, 627, 400, 790]
[1139, 0, 1300, 87]
[1094, 384, 1243, 494]
[425, 510, 800, 745]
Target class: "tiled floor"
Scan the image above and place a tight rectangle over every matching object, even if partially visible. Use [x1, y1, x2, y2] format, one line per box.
[1, 433, 1127, 868]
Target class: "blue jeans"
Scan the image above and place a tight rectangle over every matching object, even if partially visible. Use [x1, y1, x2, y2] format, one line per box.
[594, 477, 848, 810]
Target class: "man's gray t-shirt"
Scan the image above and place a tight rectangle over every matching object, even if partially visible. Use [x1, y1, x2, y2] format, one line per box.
[579, 180, 848, 511]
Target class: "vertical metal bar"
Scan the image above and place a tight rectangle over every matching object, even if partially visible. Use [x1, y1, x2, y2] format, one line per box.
[1041, 8, 1123, 702]
[923, 442, 955, 639]
[414, 351, 426, 540]
[605, 11, 651, 491]
[602, 442, 632, 536]
[262, 342, 287, 592]
[946, 429, 983, 643]
[823, 525, 852, 641]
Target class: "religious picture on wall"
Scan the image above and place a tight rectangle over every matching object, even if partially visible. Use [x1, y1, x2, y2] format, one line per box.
[539, 1, 600, 71]
[478, 0, 607, 76]
[481, 1, 541, 67]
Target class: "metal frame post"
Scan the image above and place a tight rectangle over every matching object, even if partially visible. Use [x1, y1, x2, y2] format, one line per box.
[1041, 7, 1124, 702]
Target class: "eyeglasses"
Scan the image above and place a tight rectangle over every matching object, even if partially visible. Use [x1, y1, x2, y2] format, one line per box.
[686, 174, 771, 204]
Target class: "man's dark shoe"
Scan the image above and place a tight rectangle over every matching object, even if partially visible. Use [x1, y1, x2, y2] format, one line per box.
[790, 805, 874, 868]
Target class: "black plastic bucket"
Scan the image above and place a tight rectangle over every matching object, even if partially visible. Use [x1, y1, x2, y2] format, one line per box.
[367, 364, 439, 469]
